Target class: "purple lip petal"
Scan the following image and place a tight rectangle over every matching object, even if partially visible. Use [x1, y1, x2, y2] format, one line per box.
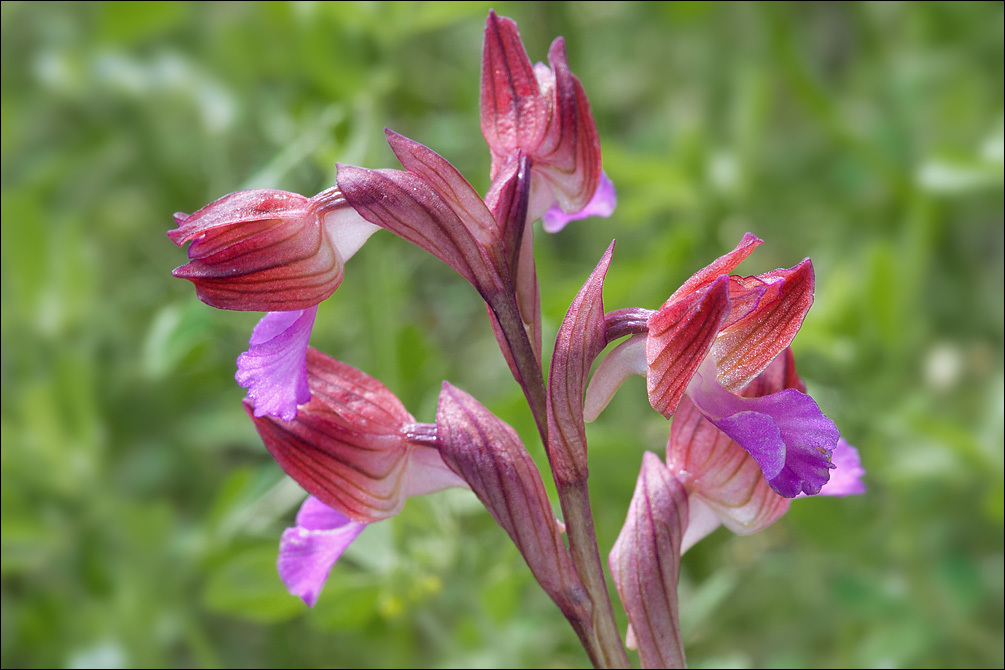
[687, 363, 839, 498]
[817, 439, 866, 496]
[235, 306, 318, 422]
[542, 172, 617, 233]
[277, 496, 366, 607]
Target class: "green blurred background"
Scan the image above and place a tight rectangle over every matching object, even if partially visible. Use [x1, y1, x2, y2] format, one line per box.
[2, 1, 1002, 667]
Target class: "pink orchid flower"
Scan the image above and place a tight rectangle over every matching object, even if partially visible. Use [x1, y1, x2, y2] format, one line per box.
[585, 234, 846, 497]
[248, 348, 467, 524]
[606, 349, 863, 666]
[169, 187, 379, 420]
[248, 348, 468, 606]
[608, 362, 864, 668]
[480, 10, 615, 231]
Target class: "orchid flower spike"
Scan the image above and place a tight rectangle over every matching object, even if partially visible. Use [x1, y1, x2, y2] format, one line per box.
[169, 187, 379, 420]
[585, 234, 849, 497]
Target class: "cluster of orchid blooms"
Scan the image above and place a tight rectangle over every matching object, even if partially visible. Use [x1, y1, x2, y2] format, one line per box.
[169, 12, 864, 668]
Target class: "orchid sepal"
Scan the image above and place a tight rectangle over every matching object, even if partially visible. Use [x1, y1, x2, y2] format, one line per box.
[646, 274, 732, 417]
[712, 258, 815, 391]
[170, 187, 377, 312]
[481, 10, 547, 180]
[547, 242, 615, 483]
[247, 348, 466, 524]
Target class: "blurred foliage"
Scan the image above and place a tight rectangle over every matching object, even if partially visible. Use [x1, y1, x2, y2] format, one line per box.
[1, 1, 1002, 668]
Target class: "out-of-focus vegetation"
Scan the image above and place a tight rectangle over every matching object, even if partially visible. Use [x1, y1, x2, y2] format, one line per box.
[2, 2, 1001, 667]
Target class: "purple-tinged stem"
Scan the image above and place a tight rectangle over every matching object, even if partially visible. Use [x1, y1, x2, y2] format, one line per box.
[559, 481, 632, 669]
[490, 290, 629, 669]
[487, 292, 550, 444]
[605, 307, 654, 343]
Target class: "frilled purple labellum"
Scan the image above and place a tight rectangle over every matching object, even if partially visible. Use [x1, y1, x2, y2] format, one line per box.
[666, 349, 865, 551]
[685, 358, 839, 498]
[278, 495, 367, 607]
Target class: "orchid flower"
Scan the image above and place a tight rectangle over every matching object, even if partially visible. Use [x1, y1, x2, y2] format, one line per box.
[248, 347, 468, 606]
[480, 10, 615, 230]
[585, 233, 843, 497]
[248, 347, 467, 523]
[606, 350, 863, 668]
[169, 187, 379, 420]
